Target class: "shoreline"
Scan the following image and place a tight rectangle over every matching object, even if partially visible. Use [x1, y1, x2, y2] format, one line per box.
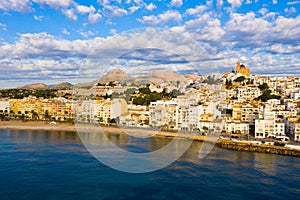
[1, 121, 300, 158]
[0, 121, 210, 142]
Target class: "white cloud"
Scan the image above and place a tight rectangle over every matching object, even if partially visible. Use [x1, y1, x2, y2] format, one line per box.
[88, 12, 102, 24]
[78, 30, 95, 38]
[226, 12, 271, 34]
[63, 9, 78, 21]
[146, 3, 157, 11]
[0, 0, 33, 12]
[184, 14, 211, 29]
[74, 4, 102, 24]
[170, 0, 183, 7]
[129, 6, 140, 13]
[172, 13, 226, 46]
[110, 29, 117, 35]
[258, 8, 268, 15]
[287, 1, 300, 5]
[0, 1, 104, 24]
[185, 5, 206, 15]
[61, 28, 70, 35]
[206, 0, 213, 7]
[76, 5, 95, 14]
[32, 0, 73, 9]
[34, 15, 44, 21]
[1, 26, 300, 86]
[217, 0, 224, 8]
[104, 5, 128, 18]
[266, 44, 300, 54]
[272, 0, 278, 4]
[97, 0, 110, 5]
[0, 23, 7, 31]
[227, 0, 243, 8]
[284, 7, 297, 14]
[263, 12, 278, 19]
[138, 10, 182, 26]
[271, 15, 300, 42]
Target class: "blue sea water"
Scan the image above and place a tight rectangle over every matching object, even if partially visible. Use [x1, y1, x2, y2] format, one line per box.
[0, 129, 299, 200]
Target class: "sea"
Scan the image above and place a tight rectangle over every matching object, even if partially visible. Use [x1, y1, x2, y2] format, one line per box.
[0, 129, 299, 200]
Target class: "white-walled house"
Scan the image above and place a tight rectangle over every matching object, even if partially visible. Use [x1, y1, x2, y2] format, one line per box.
[0, 100, 10, 114]
[288, 121, 300, 142]
[149, 100, 179, 128]
[226, 120, 249, 135]
[255, 119, 266, 138]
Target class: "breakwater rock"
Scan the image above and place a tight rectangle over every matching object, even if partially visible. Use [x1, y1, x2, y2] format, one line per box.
[217, 139, 300, 158]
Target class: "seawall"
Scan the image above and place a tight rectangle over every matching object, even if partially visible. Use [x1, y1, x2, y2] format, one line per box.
[217, 139, 300, 158]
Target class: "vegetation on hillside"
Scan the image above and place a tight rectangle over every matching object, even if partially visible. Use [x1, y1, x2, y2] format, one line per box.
[0, 89, 58, 99]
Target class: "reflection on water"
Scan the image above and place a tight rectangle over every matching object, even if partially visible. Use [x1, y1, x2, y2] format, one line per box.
[254, 153, 277, 176]
[0, 129, 300, 199]
[78, 129, 194, 173]
[7, 129, 81, 144]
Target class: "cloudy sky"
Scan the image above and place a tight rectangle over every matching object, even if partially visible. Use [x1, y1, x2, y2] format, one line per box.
[0, 0, 299, 88]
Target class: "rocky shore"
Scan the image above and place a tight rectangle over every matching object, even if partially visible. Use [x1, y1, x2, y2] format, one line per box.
[217, 139, 300, 158]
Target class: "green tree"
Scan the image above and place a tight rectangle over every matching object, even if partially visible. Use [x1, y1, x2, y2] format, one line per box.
[125, 88, 136, 95]
[31, 110, 39, 120]
[139, 87, 151, 94]
[20, 114, 25, 122]
[24, 111, 29, 120]
[44, 110, 52, 121]
[258, 83, 269, 91]
[234, 76, 246, 82]
[133, 96, 145, 105]
[66, 118, 75, 124]
[109, 118, 116, 124]
[225, 79, 232, 88]
[9, 110, 14, 119]
[255, 89, 281, 102]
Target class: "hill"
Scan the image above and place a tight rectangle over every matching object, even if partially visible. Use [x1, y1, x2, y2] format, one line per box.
[97, 68, 134, 83]
[18, 83, 48, 89]
[50, 82, 73, 89]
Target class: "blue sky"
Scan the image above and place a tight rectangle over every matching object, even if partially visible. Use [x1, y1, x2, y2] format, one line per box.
[0, 0, 300, 87]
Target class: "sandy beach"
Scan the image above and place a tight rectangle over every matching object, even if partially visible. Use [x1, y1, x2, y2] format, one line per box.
[0, 121, 77, 132]
[0, 120, 212, 142]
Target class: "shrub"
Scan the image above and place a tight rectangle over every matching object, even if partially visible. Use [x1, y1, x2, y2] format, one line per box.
[274, 141, 285, 147]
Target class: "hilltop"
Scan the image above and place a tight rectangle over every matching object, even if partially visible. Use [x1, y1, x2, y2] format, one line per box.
[18, 82, 73, 90]
[18, 83, 48, 89]
[15, 68, 200, 89]
[97, 68, 134, 83]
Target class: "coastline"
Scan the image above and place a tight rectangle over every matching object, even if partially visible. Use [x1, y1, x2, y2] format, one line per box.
[1, 121, 300, 158]
[0, 121, 209, 142]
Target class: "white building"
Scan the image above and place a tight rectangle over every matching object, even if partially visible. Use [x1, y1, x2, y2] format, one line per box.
[179, 104, 203, 131]
[274, 121, 285, 136]
[254, 111, 286, 138]
[149, 100, 179, 129]
[288, 121, 300, 142]
[0, 100, 10, 114]
[255, 119, 266, 138]
[226, 120, 250, 135]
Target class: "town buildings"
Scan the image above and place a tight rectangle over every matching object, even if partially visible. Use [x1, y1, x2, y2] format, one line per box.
[1, 62, 300, 142]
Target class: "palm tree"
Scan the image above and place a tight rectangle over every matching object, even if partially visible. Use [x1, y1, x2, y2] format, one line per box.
[17, 111, 22, 120]
[20, 114, 25, 122]
[9, 110, 14, 119]
[24, 111, 29, 121]
[44, 110, 51, 121]
[31, 110, 39, 120]
[163, 123, 169, 131]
